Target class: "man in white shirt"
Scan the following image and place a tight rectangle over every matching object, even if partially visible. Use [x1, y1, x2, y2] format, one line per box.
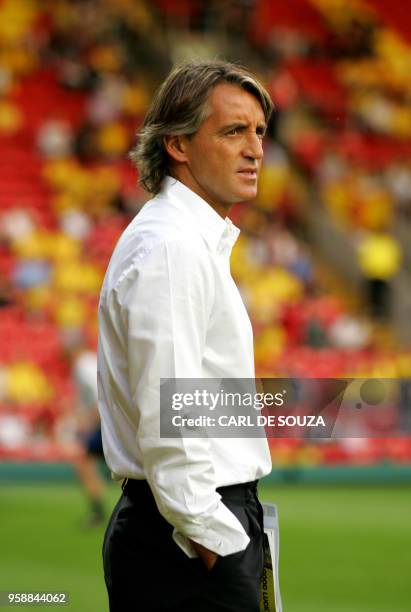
[98, 59, 273, 611]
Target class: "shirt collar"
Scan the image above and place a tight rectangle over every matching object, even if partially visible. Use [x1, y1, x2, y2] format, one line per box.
[160, 176, 240, 253]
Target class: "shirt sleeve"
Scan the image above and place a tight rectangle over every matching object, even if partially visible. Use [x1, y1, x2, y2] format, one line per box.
[118, 238, 250, 558]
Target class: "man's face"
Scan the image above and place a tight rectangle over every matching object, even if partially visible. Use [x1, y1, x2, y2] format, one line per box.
[178, 82, 267, 216]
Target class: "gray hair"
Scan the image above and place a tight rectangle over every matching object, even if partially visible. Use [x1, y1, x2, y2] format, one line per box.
[129, 59, 273, 194]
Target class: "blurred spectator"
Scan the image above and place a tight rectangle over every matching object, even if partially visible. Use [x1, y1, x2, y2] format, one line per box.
[0, 209, 35, 243]
[0, 411, 30, 449]
[329, 314, 371, 350]
[59, 210, 92, 241]
[13, 259, 51, 290]
[37, 119, 74, 158]
[357, 231, 402, 319]
[384, 162, 411, 217]
[64, 335, 105, 527]
[5, 362, 54, 404]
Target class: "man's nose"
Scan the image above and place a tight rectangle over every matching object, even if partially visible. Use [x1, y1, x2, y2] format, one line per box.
[243, 132, 264, 161]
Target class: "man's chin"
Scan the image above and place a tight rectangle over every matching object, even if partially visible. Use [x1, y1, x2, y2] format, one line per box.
[235, 188, 258, 203]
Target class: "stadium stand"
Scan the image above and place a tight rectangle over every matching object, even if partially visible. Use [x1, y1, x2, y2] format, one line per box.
[0, 0, 411, 466]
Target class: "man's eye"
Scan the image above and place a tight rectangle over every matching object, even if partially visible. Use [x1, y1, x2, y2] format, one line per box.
[227, 128, 238, 135]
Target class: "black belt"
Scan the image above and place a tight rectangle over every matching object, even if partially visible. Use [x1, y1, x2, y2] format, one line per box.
[217, 480, 258, 500]
[122, 478, 258, 501]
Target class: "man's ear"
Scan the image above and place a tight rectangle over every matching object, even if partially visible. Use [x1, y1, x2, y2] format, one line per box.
[163, 135, 189, 163]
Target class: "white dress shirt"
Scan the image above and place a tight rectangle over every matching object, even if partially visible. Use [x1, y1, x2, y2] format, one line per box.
[97, 176, 272, 558]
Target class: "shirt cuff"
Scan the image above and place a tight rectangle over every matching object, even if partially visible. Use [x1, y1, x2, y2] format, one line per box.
[171, 499, 250, 558]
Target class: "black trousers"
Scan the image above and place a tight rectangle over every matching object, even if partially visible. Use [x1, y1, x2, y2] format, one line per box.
[103, 479, 264, 611]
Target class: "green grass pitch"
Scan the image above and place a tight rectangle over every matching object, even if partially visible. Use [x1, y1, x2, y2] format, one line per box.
[1, 482, 410, 611]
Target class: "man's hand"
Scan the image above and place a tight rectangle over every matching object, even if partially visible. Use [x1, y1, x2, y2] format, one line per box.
[189, 539, 218, 571]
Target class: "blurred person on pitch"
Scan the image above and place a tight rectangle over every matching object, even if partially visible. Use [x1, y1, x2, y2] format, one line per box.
[65, 335, 106, 526]
[98, 60, 273, 612]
